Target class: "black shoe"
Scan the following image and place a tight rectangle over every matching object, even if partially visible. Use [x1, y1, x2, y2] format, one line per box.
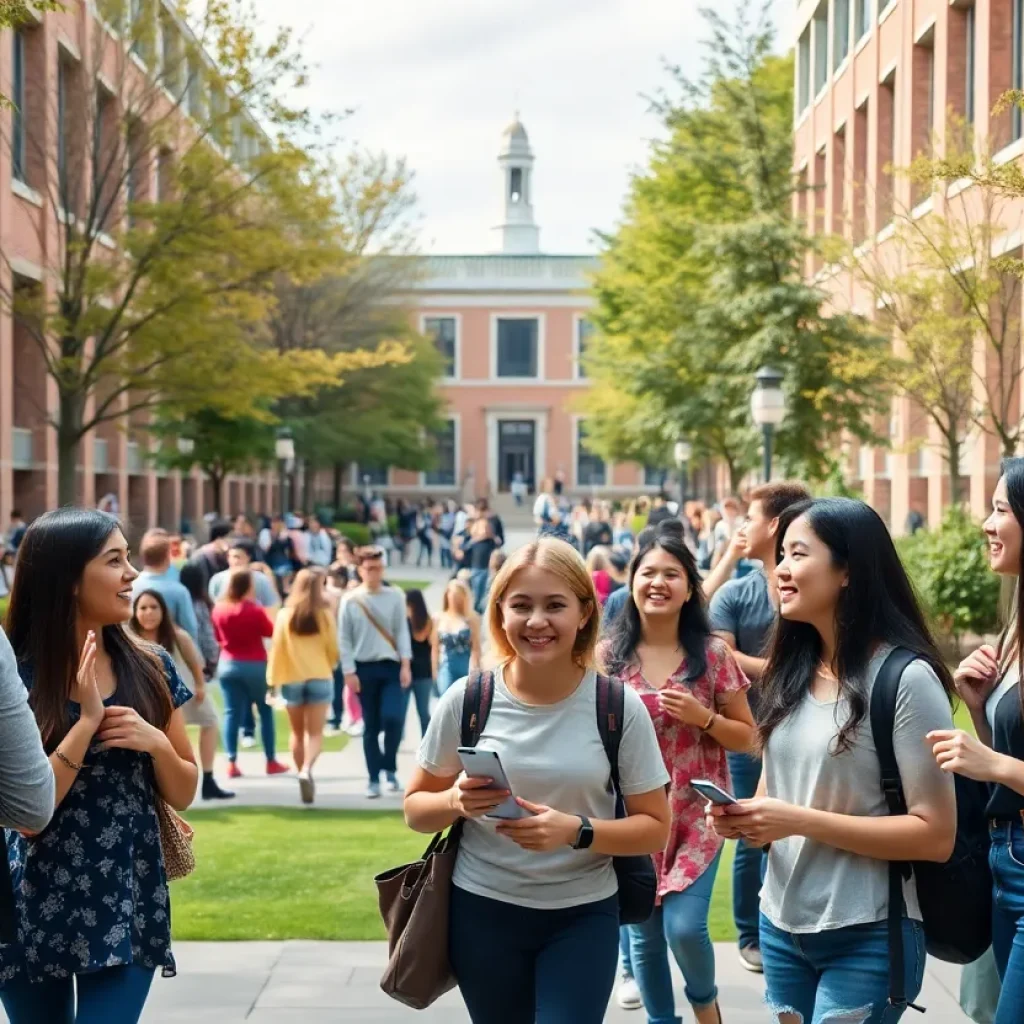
[201, 779, 236, 800]
[738, 944, 763, 973]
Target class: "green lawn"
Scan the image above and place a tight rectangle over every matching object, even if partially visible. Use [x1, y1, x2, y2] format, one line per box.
[390, 579, 431, 592]
[172, 808, 738, 942]
[186, 686, 350, 755]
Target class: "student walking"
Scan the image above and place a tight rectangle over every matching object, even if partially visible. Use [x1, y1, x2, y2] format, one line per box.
[130, 590, 234, 800]
[404, 588, 435, 737]
[211, 570, 289, 778]
[707, 481, 810, 973]
[928, 458, 1024, 1023]
[603, 520, 756, 1024]
[434, 579, 481, 695]
[1, 508, 198, 1024]
[709, 497, 956, 1024]
[405, 539, 671, 1024]
[178, 562, 220, 681]
[339, 547, 413, 798]
[268, 569, 339, 804]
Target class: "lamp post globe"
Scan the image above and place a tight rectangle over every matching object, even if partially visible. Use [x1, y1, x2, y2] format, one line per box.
[750, 366, 786, 482]
[673, 439, 692, 512]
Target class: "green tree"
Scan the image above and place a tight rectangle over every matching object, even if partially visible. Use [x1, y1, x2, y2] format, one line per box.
[579, 4, 888, 485]
[3, 0, 370, 504]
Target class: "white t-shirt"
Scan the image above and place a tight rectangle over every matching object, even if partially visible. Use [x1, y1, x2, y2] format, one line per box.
[417, 666, 669, 909]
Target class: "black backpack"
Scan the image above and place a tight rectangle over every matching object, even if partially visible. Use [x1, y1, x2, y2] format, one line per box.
[462, 670, 657, 925]
[870, 648, 992, 1011]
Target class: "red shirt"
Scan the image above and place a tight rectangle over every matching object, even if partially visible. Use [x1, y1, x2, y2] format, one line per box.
[211, 600, 274, 662]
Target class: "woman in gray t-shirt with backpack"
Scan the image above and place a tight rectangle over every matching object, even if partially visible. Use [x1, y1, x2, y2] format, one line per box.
[405, 538, 670, 1024]
[709, 498, 956, 1024]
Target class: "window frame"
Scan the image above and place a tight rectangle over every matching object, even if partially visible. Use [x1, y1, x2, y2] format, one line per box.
[423, 417, 459, 488]
[421, 313, 459, 380]
[574, 417, 607, 488]
[574, 313, 595, 380]
[12, 30, 26, 184]
[491, 313, 544, 381]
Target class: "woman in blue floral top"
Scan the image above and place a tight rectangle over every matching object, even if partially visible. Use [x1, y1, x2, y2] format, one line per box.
[2, 508, 198, 1023]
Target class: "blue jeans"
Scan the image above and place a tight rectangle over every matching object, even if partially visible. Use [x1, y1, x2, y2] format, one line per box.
[726, 750, 765, 949]
[449, 886, 619, 1023]
[470, 568, 489, 614]
[404, 677, 433, 737]
[759, 914, 925, 1024]
[355, 660, 404, 784]
[280, 679, 333, 706]
[438, 651, 471, 694]
[620, 926, 634, 975]
[629, 849, 721, 1021]
[990, 821, 1024, 1023]
[330, 664, 345, 728]
[218, 659, 276, 762]
[0, 964, 155, 1024]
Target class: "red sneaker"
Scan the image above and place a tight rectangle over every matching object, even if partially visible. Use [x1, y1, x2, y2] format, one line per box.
[227, 762, 243, 779]
[266, 760, 290, 776]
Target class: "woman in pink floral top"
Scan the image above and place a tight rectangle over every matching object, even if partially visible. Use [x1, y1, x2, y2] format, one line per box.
[602, 520, 755, 1024]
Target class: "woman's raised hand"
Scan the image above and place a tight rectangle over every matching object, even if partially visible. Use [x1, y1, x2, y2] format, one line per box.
[74, 630, 105, 729]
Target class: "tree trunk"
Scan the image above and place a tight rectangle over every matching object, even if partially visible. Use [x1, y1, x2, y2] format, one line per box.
[209, 469, 224, 516]
[945, 436, 963, 508]
[57, 392, 86, 507]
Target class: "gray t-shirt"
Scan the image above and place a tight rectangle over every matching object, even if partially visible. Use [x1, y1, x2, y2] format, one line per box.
[417, 666, 669, 909]
[709, 570, 774, 714]
[208, 568, 279, 609]
[760, 647, 955, 934]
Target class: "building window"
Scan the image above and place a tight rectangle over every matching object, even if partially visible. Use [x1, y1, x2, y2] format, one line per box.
[853, 100, 868, 242]
[1014, 0, 1023, 141]
[834, 0, 850, 70]
[425, 421, 456, 486]
[424, 317, 456, 377]
[576, 422, 606, 487]
[576, 317, 595, 377]
[156, 149, 172, 202]
[798, 27, 811, 112]
[57, 59, 67, 202]
[12, 32, 25, 183]
[966, 4, 976, 124]
[358, 464, 388, 487]
[643, 464, 666, 488]
[496, 318, 538, 378]
[510, 167, 523, 203]
[813, 1, 829, 96]
[878, 74, 896, 225]
[878, 0, 894, 14]
[855, 0, 870, 41]
[187, 56, 204, 120]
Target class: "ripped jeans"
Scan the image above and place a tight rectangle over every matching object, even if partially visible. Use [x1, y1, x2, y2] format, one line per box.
[759, 915, 925, 1024]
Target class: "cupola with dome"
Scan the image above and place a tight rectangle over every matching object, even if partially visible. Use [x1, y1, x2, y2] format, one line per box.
[493, 113, 540, 254]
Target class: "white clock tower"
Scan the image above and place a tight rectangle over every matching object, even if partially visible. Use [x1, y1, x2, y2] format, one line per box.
[492, 114, 540, 254]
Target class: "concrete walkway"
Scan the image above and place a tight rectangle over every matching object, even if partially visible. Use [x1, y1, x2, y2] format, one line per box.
[137, 940, 973, 1023]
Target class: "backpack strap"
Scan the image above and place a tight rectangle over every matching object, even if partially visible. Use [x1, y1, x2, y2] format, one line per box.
[461, 670, 494, 748]
[869, 647, 925, 1015]
[596, 673, 625, 798]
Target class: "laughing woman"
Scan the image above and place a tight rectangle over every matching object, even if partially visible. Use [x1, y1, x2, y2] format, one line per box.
[710, 498, 955, 1024]
[405, 539, 671, 1024]
[1, 508, 198, 1024]
[929, 458, 1024, 1024]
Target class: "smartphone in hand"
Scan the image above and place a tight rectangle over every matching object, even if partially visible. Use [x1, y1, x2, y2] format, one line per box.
[457, 747, 535, 820]
[691, 778, 738, 806]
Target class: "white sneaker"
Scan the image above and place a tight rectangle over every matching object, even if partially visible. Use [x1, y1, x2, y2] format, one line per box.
[366, 782, 381, 799]
[616, 971, 642, 1011]
[385, 774, 402, 794]
[346, 721, 365, 738]
[241, 735, 257, 749]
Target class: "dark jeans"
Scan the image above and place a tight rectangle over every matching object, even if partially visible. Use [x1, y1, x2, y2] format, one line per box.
[242, 702, 256, 738]
[991, 821, 1024, 1023]
[218, 659, 276, 762]
[405, 676, 433, 737]
[470, 568, 489, 614]
[329, 664, 345, 729]
[355, 660, 405, 783]
[726, 749, 766, 949]
[417, 533, 433, 566]
[0, 964, 155, 1024]
[449, 886, 619, 1024]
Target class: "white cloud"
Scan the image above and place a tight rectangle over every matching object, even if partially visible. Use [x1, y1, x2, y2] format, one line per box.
[250, 0, 784, 254]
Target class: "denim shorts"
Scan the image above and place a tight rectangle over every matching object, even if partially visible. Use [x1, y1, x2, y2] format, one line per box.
[280, 679, 333, 707]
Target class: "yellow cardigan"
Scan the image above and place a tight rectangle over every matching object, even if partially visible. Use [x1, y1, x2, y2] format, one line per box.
[267, 608, 340, 688]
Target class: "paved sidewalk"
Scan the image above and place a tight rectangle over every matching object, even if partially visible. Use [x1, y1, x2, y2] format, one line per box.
[135, 941, 973, 1023]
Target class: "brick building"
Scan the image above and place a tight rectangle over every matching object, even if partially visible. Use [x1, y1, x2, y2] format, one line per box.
[793, 0, 1021, 529]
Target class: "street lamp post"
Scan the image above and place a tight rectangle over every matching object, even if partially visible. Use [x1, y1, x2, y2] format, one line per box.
[673, 439, 692, 514]
[275, 428, 295, 517]
[176, 436, 194, 458]
[750, 366, 786, 482]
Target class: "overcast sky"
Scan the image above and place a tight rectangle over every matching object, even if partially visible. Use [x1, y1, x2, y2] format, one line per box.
[250, 1, 786, 255]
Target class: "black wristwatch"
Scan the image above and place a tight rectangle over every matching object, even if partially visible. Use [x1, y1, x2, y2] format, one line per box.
[571, 814, 595, 850]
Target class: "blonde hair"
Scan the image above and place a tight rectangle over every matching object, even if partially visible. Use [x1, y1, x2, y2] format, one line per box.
[487, 538, 600, 668]
[586, 546, 611, 573]
[442, 579, 472, 617]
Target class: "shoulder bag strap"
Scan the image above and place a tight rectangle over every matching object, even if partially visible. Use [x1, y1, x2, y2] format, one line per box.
[460, 670, 494, 747]
[869, 647, 922, 1014]
[596, 674, 626, 800]
[352, 597, 398, 654]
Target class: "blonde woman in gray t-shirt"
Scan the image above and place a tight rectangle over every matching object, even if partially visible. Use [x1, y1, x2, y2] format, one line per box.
[709, 498, 956, 1024]
[405, 538, 670, 1024]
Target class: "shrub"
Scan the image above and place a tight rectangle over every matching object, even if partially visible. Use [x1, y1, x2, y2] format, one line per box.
[896, 507, 1000, 652]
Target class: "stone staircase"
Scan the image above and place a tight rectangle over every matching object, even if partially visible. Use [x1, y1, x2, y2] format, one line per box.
[490, 492, 536, 530]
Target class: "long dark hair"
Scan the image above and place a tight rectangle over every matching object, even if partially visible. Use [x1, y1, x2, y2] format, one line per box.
[759, 497, 953, 754]
[6, 507, 173, 752]
[405, 588, 430, 635]
[604, 519, 711, 683]
[999, 458, 1024, 706]
[178, 561, 212, 610]
[129, 589, 180, 657]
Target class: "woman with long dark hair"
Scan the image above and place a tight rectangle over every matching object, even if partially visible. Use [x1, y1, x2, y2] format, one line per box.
[1, 508, 198, 1023]
[926, 459, 1024, 1022]
[710, 497, 956, 1024]
[178, 562, 219, 679]
[403, 588, 435, 736]
[603, 519, 755, 1024]
[267, 569, 338, 804]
